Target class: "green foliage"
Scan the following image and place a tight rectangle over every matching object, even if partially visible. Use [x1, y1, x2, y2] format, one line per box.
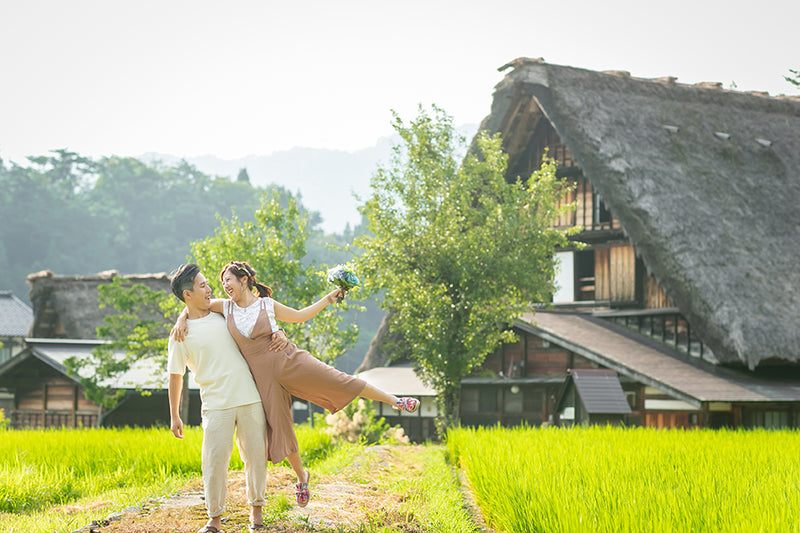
[0, 423, 336, 532]
[448, 425, 800, 532]
[65, 186, 358, 409]
[64, 277, 181, 408]
[322, 398, 409, 445]
[190, 188, 358, 363]
[0, 151, 266, 300]
[356, 106, 577, 432]
[0, 408, 8, 430]
[786, 68, 800, 88]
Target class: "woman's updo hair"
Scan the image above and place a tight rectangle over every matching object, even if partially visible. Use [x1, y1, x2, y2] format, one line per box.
[220, 260, 272, 298]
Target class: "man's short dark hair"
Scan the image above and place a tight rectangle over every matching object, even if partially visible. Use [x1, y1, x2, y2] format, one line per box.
[170, 263, 201, 302]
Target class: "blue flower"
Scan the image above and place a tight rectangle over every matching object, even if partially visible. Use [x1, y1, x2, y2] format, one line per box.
[327, 265, 360, 291]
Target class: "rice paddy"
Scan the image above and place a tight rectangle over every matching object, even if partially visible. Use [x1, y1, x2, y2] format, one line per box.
[447, 425, 800, 532]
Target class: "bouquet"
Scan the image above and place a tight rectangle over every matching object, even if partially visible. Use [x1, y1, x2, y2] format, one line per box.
[326, 264, 360, 303]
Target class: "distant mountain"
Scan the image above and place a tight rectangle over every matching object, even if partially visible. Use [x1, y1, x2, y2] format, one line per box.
[140, 124, 478, 234]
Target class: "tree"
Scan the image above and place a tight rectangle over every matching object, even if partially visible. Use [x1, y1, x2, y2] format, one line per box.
[190, 188, 358, 363]
[236, 167, 251, 183]
[786, 69, 800, 88]
[66, 187, 358, 414]
[356, 106, 577, 433]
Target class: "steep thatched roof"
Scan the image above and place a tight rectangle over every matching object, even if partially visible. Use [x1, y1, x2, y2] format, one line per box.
[26, 270, 170, 339]
[355, 310, 412, 373]
[479, 59, 800, 369]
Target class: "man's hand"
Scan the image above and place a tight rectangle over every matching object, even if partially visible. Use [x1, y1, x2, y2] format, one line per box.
[171, 318, 188, 342]
[170, 416, 184, 439]
[269, 328, 289, 351]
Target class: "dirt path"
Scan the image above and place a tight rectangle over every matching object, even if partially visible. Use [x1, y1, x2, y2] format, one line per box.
[91, 445, 488, 533]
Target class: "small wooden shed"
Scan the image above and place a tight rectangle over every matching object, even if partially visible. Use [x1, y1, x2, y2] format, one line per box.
[555, 368, 632, 426]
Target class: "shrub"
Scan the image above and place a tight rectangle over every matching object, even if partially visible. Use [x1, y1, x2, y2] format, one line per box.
[325, 399, 409, 445]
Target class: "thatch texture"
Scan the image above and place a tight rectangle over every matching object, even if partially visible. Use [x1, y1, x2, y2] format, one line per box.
[27, 270, 170, 339]
[481, 60, 800, 368]
[355, 310, 412, 373]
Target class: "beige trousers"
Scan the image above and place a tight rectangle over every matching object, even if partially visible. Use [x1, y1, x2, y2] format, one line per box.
[201, 401, 267, 518]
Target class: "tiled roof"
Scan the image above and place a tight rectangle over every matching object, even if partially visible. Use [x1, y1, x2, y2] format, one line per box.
[356, 364, 436, 396]
[0, 291, 33, 337]
[0, 338, 198, 390]
[519, 311, 800, 407]
[568, 369, 632, 414]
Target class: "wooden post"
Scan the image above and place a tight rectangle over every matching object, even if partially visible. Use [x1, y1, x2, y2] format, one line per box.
[72, 385, 78, 428]
[42, 383, 48, 429]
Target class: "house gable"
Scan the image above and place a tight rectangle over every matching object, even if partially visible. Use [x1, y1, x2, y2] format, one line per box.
[479, 60, 800, 368]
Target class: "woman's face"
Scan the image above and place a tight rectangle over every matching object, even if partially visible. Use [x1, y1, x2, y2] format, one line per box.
[221, 269, 249, 301]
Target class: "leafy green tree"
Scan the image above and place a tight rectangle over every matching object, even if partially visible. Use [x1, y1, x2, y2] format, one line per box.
[236, 167, 251, 183]
[191, 188, 358, 363]
[66, 188, 357, 415]
[356, 106, 577, 433]
[786, 68, 800, 88]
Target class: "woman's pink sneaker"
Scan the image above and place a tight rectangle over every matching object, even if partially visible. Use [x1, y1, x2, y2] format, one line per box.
[394, 397, 419, 413]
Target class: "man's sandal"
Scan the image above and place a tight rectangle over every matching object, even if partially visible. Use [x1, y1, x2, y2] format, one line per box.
[393, 397, 420, 413]
[198, 526, 222, 533]
[295, 469, 311, 507]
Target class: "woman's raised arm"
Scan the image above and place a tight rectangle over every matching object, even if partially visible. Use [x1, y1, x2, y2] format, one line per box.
[273, 288, 343, 323]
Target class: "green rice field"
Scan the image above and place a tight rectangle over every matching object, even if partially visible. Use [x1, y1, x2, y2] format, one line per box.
[447, 425, 800, 533]
[0, 424, 332, 532]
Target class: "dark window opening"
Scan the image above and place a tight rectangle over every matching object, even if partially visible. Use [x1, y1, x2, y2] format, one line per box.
[575, 250, 595, 301]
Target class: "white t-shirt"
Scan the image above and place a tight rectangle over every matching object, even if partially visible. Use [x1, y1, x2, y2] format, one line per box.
[167, 311, 261, 411]
[222, 297, 279, 339]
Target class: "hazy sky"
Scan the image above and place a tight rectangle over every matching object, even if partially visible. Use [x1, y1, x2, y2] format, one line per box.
[1, 0, 798, 165]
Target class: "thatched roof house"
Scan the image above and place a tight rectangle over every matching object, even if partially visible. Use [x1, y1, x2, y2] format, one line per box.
[480, 58, 800, 369]
[27, 270, 170, 339]
[356, 60, 800, 431]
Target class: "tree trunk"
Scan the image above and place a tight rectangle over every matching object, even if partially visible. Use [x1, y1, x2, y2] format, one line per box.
[435, 381, 461, 438]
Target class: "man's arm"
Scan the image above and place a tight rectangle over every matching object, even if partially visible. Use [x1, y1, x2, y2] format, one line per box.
[168, 373, 184, 439]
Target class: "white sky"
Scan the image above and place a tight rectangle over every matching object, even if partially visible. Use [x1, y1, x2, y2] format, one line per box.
[1, 0, 798, 165]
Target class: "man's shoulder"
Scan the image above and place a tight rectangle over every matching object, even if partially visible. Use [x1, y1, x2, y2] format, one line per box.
[190, 312, 226, 326]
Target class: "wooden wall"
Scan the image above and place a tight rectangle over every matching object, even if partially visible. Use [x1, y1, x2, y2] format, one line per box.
[554, 177, 623, 232]
[480, 333, 596, 379]
[15, 376, 98, 428]
[593, 244, 637, 303]
[643, 274, 672, 308]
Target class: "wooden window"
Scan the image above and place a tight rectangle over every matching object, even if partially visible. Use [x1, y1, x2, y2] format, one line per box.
[461, 388, 479, 414]
[479, 388, 498, 413]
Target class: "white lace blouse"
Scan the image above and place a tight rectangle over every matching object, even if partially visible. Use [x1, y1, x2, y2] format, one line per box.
[222, 297, 279, 338]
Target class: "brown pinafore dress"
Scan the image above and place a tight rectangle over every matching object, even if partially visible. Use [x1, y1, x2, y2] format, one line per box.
[226, 298, 366, 464]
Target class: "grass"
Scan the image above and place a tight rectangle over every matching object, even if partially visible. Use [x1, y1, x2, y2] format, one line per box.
[447, 425, 800, 533]
[0, 423, 334, 533]
[308, 442, 478, 532]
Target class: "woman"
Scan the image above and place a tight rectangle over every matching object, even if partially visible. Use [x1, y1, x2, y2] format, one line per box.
[173, 260, 419, 507]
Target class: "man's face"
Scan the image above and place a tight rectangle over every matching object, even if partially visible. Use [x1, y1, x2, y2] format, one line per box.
[185, 272, 212, 310]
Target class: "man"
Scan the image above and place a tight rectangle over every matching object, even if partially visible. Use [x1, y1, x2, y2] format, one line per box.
[168, 263, 286, 533]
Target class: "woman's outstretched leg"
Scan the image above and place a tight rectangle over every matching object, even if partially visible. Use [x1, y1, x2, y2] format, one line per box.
[358, 383, 419, 413]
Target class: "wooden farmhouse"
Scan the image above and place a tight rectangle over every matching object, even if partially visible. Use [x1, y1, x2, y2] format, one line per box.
[0, 290, 33, 414]
[0, 270, 201, 429]
[360, 59, 800, 431]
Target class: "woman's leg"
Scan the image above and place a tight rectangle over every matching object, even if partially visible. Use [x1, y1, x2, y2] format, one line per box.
[358, 383, 420, 412]
[286, 450, 311, 507]
[358, 383, 399, 406]
[286, 451, 308, 483]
